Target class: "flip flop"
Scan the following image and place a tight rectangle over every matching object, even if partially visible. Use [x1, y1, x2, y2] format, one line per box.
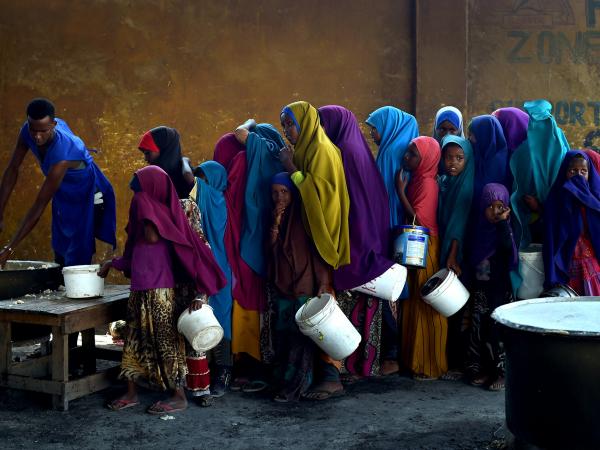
[146, 401, 187, 415]
[302, 389, 345, 401]
[241, 380, 269, 393]
[107, 398, 139, 411]
[230, 377, 250, 392]
[413, 374, 438, 381]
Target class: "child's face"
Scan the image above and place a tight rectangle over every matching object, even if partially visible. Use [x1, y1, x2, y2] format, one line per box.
[485, 200, 507, 223]
[566, 157, 589, 180]
[272, 184, 292, 208]
[402, 143, 421, 172]
[369, 126, 381, 146]
[436, 120, 458, 140]
[443, 144, 465, 177]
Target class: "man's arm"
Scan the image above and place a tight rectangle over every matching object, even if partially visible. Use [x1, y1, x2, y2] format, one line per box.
[0, 135, 29, 231]
[0, 161, 72, 265]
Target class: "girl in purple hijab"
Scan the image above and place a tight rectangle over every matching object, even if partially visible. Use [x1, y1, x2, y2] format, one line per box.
[543, 150, 600, 295]
[492, 107, 529, 154]
[466, 183, 517, 392]
[319, 105, 397, 377]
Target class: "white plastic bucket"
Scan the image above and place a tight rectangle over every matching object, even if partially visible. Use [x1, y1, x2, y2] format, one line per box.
[420, 268, 470, 317]
[517, 244, 545, 299]
[351, 263, 408, 302]
[62, 264, 104, 298]
[295, 293, 361, 360]
[177, 304, 224, 352]
[394, 225, 430, 268]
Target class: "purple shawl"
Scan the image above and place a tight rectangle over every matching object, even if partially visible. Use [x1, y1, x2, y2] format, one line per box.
[543, 150, 600, 287]
[493, 107, 529, 154]
[319, 105, 394, 290]
[471, 183, 518, 269]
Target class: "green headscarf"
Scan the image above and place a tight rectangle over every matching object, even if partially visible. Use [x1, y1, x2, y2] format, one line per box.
[282, 101, 351, 269]
[438, 135, 475, 266]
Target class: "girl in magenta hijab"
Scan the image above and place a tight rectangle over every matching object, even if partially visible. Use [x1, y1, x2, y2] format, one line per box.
[466, 183, 517, 392]
[319, 105, 395, 378]
[543, 150, 600, 295]
[101, 165, 225, 415]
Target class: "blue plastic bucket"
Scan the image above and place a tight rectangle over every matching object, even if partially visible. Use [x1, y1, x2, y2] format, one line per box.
[394, 225, 430, 268]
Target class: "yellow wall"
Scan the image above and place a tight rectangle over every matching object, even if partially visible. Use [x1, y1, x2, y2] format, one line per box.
[468, 0, 600, 148]
[0, 0, 414, 263]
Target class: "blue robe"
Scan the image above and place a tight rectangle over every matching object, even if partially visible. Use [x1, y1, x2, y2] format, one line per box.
[19, 118, 116, 265]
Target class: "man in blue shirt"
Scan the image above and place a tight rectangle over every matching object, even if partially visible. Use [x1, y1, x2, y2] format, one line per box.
[0, 98, 116, 267]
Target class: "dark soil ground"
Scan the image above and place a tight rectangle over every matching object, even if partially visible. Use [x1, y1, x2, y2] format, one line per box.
[0, 368, 507, 450]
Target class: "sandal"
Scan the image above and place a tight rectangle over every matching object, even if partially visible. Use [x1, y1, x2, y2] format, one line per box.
[196, 395, 213, 407]
[146, 401, 187, 415]
[302, 389, 345, 401]
[469, 375, 489, 387]
[107, 398, 139, 411]
[440, 370, 463, 381]
[241, 380, 269, 393]
[413, 374, 438, 381]
[230, 377, 250, 392]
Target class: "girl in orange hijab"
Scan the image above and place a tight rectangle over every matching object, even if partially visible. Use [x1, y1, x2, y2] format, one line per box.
[396, 136, 448, 380]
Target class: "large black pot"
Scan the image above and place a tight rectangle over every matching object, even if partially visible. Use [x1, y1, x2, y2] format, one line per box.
[492, 297, 600, 449]
[0, 260, 62, 342]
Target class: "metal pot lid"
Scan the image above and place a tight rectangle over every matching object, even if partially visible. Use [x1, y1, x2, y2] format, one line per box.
[492, 297, 600, 337]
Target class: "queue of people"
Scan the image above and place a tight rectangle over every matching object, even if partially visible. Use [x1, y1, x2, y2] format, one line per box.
[2, 97, 599, 415]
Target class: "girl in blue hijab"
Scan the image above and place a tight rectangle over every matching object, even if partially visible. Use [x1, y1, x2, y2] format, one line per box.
[366, 106, 419, 230]
[234, 121, 286, 277]
[195, 160, 234, 395]
[543, 151, 600, 295]
[433, 106, 465, 142]
[468, 115, 511, 205]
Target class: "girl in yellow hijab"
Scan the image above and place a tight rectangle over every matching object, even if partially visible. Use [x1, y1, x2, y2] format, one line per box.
[279, 101, 351, 273]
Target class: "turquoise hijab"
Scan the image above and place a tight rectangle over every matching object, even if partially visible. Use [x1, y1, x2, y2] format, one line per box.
[240, 124, 285, 276]
[196, 161, 232, 339]
[510, 99, 569, 250]
[366, 106, 419, 229]
[438, 135, 474, 266]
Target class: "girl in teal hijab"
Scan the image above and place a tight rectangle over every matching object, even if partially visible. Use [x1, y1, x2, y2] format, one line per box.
[509, 99, 569, 297]
[438, 135, 475, 275]
[366, 106, 419, 229]
[509, 99, 569, 251]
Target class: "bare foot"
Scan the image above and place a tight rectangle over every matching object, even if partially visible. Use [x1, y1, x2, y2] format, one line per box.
[487, 376, 505, 391]
[381, 360, 399, 376]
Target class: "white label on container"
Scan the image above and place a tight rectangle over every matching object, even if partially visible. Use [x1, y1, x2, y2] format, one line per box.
[406, 235, 426, 266]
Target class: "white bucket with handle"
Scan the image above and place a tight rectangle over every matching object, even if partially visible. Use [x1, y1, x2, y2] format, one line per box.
[295, 293, 361, 360]
[177, 304, 224, 352]
[420, 268, 470, 317]
[62, 265, 104, 298]
[351, 263, 407, 302]
[517, 244, 545, 299]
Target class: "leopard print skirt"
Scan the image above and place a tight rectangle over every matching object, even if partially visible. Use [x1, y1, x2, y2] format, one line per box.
[120, 288, 188, 391]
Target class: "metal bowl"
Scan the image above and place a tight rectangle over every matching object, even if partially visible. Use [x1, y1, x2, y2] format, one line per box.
[0, 260, 62, 300]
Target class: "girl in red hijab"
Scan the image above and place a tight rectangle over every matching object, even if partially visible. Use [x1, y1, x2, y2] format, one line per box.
[396, 136, 448, 380]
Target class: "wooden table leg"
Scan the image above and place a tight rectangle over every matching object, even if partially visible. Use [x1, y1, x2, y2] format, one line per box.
[0, 321, 12, 379]
[51, 326, 69, 411]
[81, 328, 96, 375]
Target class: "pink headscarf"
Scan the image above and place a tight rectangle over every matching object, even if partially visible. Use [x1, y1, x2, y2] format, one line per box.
[406, 137, 441, 236]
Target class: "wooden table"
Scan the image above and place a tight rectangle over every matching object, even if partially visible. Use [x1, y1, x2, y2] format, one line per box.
[0, 285, 129, 410]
